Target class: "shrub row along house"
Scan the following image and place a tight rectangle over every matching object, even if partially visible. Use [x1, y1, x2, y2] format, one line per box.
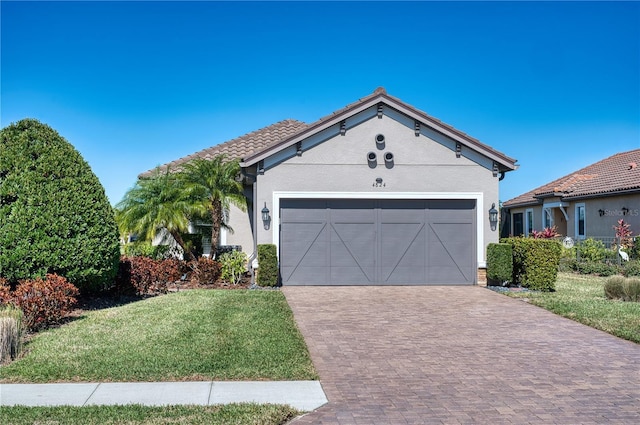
[502, 149, 640, 242]
[140, 88, 518, 285]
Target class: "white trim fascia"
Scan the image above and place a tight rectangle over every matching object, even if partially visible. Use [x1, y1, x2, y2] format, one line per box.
[543, 201, 570, 221]
[272, 191, 486, 268]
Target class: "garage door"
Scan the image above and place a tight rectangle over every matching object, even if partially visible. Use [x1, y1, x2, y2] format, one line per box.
[280, 199, 476, 285]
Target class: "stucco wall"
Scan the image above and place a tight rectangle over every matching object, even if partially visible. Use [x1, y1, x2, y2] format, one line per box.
[579, 195, 640, 238]
[507, 194, 640, 239]
[250, 108, 501, 266]
[222, 197, 253, 254]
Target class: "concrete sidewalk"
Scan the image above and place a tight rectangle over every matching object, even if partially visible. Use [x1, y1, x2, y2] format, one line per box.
[0, 381, 327, 411]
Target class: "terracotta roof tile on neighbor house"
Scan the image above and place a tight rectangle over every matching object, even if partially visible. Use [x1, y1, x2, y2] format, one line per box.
[139, 119, 308, 178]
[503, 149, 640, 207]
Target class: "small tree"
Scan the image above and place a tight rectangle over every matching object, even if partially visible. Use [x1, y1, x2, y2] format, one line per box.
[0, 119, 120, 292]
[179, 156, 246, 256]
[116, 168, 204, 261]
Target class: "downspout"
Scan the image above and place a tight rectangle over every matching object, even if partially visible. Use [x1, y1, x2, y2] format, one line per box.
[244, 172, 258, 286]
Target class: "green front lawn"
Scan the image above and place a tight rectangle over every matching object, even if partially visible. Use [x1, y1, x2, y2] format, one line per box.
[0, 290, 317, 383]
[0, 404, 301, 425]
[500, 272, 640, 343]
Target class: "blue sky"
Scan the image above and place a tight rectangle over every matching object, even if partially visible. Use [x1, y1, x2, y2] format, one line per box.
[2, 1, 639, 206]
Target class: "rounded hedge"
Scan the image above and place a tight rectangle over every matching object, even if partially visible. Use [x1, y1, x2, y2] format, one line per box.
[0, 119, 120, 293]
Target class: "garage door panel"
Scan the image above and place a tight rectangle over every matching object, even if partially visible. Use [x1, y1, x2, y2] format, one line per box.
[330, 224, 376, 267]
[428, 222, 474, 284]
[280, 198, 476, 285]
[280, 223, 327, 266]
[282, 266, 327, 285]
[330, 223, 376, 282]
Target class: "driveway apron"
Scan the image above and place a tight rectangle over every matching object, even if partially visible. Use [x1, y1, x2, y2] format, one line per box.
[283, 286, 640, 424]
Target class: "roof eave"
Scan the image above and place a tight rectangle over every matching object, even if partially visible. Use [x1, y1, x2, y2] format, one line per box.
[241, 92, 518, 171]
[562, 187, 640, 201]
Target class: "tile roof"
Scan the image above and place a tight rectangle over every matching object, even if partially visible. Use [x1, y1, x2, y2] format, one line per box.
[139, 119, 308, 177]
[242, 87, 518, 170]
[503, 149, 640, 207]
[140, 87, 518, 178]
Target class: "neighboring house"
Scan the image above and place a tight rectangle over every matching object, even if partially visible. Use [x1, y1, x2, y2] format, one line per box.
[502, 149, 640, 241]
[141, 88, 518, 285]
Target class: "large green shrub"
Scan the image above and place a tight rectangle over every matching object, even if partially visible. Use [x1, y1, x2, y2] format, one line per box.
[257, 244, 279, 287]
[486, 243, 513, 285]
[0, 119, 120, 292]
[502, 237, 562, 291]
[576, 238, 608, 262]
[122, 241, 170, 260]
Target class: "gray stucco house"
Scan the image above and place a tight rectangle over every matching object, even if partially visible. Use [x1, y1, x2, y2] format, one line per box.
[142, 88, 518, 285]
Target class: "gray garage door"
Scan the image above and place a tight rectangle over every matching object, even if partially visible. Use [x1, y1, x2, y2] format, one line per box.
[280, 199, 476, 285]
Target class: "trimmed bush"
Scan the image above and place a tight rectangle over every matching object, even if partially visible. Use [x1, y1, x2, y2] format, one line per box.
[187, 257, 222, 285]
[116, 257, 182, 296]
[502, 237, 562, 291]
[12, 274, 79, 332]
[122, 242, 170, 260]
[257, 244, 279, 287]
[605, 276, 640, 302]
[622, 260, 640, 277]
[573, 261, 620, 277]
[0, 119, 120, 293]
[219, 251, 247, 285]
[0, 305, 24, 363]
[486, 243, 512, 285]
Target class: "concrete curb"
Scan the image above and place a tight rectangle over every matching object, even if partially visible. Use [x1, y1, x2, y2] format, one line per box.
[0, 381, 327, 411]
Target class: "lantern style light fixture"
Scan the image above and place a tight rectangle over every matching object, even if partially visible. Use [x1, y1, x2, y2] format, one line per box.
[489, 203, 499, 231]
[261, 203, 271, 230]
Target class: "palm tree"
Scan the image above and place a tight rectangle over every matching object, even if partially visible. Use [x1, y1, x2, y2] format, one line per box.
[115, 168, 203, 261]
[178, 156, 246, 256]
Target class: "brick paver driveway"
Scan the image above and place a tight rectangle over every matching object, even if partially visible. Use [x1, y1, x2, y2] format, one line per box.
[283, 286, 640, 424]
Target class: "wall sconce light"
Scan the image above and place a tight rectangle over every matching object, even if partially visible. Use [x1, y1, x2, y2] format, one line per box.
[622, 207, 629, 216]
[261, 203, 271, 230]
[489, 203, 498, 231]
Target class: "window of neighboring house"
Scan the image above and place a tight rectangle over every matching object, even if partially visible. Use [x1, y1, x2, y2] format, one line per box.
[543, 209, 552, 229]
[575, 203, 586, 239]
[526, 209, 534, 236]
[513, 213, 524, 236]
